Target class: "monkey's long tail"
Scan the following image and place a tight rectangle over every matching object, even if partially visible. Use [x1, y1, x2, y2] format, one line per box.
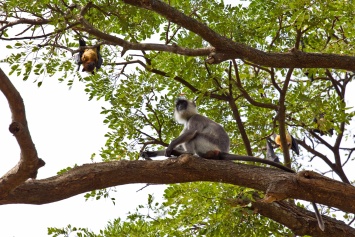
[218, 152, 294, 173]
[218, 152, 325, 231]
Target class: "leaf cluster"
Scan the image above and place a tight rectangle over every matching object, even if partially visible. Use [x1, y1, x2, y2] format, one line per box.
[2, 0, 355, 235]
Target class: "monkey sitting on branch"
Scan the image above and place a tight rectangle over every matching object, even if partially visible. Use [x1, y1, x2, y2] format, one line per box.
[141, 97, 294, 172]
[140, 97, 324, 231]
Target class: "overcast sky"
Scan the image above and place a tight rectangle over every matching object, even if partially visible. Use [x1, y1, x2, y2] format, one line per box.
[0, 61, 166, 236]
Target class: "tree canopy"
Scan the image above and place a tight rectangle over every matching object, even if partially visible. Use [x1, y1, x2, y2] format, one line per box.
[1, 0, 355, 236]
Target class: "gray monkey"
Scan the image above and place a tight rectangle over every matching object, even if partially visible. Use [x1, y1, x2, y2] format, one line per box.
[141, 97, 324, 231]
[141, 97, 293, 172]
[166, 97, 230, 158]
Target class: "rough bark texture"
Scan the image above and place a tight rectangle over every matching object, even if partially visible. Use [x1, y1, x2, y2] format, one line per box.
[120, 0, 355, 70]
[0, 155, 354, 236]
[0, 68, 45, 199]
[1, 156, 353, 210]
[252, 200, 355, 237]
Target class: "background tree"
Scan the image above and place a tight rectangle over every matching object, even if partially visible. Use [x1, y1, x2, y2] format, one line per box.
[1, 0, 355, 236]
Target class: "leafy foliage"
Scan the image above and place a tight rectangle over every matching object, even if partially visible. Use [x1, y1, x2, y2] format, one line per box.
[48, 186, 293, 237]
[1, 0, 355, 236]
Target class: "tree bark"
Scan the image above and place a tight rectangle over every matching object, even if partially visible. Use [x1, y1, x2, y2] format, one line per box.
[120, 0, 355, 70]
[0, 68, 45, 199]
[1, 155, 354, 235]
[0, 155, 352, 212]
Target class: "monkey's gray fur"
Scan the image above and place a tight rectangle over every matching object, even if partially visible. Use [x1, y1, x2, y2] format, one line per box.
[141, 97, 293, 172]
[166, 98, 229, 157]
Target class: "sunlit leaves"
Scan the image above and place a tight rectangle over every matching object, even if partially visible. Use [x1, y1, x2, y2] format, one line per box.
[49, 182, 291, 236]
[3, 0, 355, 235]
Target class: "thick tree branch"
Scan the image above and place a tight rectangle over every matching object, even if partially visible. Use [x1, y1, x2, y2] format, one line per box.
[229, 194, 355, 236]
[76, 16, 213, 57]
[3, 154, 355, 234]
[121, 0, 355, 70]
[3, 1, 355, 69]
[2, 155, 354, 215]
[252, 199, 355, 237]
[0, 68, 45, 198]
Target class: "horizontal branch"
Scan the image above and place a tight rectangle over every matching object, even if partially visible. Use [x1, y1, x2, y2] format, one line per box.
[2, 1, 355, 70]
[251, 199, 355, 236]
[76, 17, 213, 57]
[2, 155, 354, 215]
[229, 193, 355, 236]
[121, 0, 355, 70]
[0, 17, 50, 32]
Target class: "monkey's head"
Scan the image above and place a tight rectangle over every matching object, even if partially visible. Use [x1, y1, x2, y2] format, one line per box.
[174, 98, 198, 123]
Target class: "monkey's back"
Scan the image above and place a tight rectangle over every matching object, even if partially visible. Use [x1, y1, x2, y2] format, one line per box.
[187, 114, 230, 154]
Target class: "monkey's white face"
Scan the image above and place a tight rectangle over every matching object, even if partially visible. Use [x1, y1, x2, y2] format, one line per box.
[174, 107, 197, 124]
[174, 110, 187, 124]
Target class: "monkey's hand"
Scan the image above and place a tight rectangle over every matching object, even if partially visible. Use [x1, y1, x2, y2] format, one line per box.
[165, 147, 173, 157]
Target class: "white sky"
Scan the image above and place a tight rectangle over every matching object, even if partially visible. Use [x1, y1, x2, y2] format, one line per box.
[0, 64, 166, 236]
